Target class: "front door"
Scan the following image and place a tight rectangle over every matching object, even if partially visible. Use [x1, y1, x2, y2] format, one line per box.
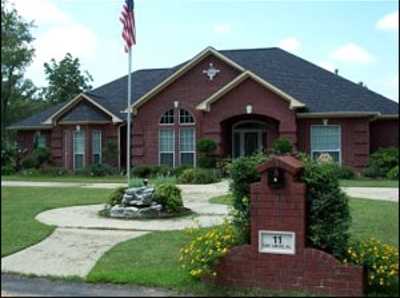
[244, 132, 260, 156]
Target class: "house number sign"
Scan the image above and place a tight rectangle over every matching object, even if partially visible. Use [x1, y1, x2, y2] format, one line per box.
[259, 230, 295, 255]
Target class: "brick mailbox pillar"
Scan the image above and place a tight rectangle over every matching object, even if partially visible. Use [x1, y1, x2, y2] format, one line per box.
[215, 155, 365, 297]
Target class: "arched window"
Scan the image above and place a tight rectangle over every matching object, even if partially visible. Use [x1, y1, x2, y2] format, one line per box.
[179, 109, 194, 124]
[160, 109, 174, 124]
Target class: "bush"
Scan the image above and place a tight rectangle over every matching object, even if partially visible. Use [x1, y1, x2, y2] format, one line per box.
[132, 165, 153, 178]
[320, 162, 355, 180]
[19, 168, 41, 176]
[387, 166, 399, 180]
[30, 147, 51, 168]
[1, 142, 16, 167]
[271, 137, 293, 155]
[216, 157, 232, 177]
[151, 165, 174, 177]
[39, 166, 68, 176]
[179, 220, 240, 279]
[301, 155, 351, 257]
[364, 147, 399, 178]
[21, 157, 36, 169]
[108, 187, 127, 206]
[74, 164, 118, 177]
[2, 164, 16, 175]
[174, 165, 192, 177]
[153, 183, 183, 213]
[343, 238, 398, 292]
[197, 138, 217, 168]
[229, 153, 268, 242]
[177, 168, 220, 184]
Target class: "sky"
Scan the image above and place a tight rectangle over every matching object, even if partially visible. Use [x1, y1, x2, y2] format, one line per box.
[10, 0, 399, 102]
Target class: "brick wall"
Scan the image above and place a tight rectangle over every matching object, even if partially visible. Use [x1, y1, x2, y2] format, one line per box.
[214, 156, 364, 297]
[370, 118, 399, 152]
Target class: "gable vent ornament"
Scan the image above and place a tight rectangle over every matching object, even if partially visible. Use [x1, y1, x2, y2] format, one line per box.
[202, 63, 220, 80]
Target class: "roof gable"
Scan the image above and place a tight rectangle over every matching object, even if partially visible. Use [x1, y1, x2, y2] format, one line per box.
[58, 101, 111, 124]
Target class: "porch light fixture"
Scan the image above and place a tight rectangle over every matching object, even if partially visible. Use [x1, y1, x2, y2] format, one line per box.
[174, 101, 179, 108]
[76, 125, 81, 131]
[246, 104, 253, 114]
[323, 119, 328, 126]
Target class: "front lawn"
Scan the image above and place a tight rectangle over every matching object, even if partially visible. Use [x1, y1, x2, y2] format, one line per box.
[209, 194, 399, 246]
[2, 175, 126, 183]
[1, 187, 112, 257]
[339, 178, 398, 188]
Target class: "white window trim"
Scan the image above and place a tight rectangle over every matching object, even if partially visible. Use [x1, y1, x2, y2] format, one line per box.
[310, 124, 342, 164]
[159, 128, 175, 168]
[179, 127, 196, 167]
[73, 130, 86, 170]
[92, 130, 102, 164]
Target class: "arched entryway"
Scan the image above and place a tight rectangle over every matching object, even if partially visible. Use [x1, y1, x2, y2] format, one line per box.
[220, 114, 279, 158]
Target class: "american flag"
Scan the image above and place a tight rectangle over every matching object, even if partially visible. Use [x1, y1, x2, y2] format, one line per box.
[120, 0, 136, 52]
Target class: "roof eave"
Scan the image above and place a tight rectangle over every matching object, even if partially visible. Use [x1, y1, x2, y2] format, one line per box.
[296, 112, 381, 119]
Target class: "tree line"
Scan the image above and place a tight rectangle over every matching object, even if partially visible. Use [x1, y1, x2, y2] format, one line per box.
[1, 0, 93, 142]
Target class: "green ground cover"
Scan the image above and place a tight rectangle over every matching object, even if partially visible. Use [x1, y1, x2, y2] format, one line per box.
[1, 187, 111, 257]
[339, 178, 398, 188]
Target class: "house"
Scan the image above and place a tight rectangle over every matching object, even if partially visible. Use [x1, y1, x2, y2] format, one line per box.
[8, 47, 399, 172]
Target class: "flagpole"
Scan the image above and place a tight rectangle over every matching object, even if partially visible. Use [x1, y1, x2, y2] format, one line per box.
[127, 47, 132, 185]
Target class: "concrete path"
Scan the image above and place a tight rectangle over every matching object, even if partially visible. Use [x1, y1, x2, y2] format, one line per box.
[1, 273, 180, 297]
[341, 187, 399, 202]
[1, 229, 148, 278]
[1, 181, 230, 279]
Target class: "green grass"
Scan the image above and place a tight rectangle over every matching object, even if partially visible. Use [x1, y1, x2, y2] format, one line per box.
[339, 178, 398, 188]
[209, 194, 399, 246]
[87, 231, 308, 296]
[2, 175, 126, 183]
[1, 187, 112, 257]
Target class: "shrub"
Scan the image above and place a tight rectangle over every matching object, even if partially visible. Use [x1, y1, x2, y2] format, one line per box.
[86, 163, 118, 176]
[387, 166, 399, 180]
[343, 238, 398, 292]
[108, 187, 127, 206]
[197, 138, 217, 168]
[301, 155, 351, 257]
[364, 147, 399, 178]
[153, 183, 183, 212]
[229, 153, 268, 242]
[151, 165, 174, 177]
[174, 165, 192, 177]
[39, 166, 68, 176]
[103, 139, 118, 165]
[21, 157, 36, 169]
[19, 168, 41, 176]
[216, 157, 232, 177]
[179, 220, 240, 279]
[30, 147, 51, 168]
[2, 164, 16, 175]
[320, 162, 355, 180]
[132, 165, 153, 178]
[1, 142, 16, 167]
[271, 137, 293, 155]
[177, 168, 220, 184]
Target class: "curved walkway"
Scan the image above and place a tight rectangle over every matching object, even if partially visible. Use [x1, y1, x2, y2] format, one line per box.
[1, 182, 230, 279]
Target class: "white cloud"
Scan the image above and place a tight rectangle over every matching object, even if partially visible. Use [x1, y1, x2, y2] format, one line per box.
[387, 74, 399, 101]
[330, 43, 374, 64]
[318, 61, 336, 72]
[11, 0, 70, 25]
[213, 24, 231, 34]
[278, 37, 301, 52]
[376, 11, 398, 31]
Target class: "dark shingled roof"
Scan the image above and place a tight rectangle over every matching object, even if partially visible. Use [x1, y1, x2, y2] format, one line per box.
[58, 101, 111, 123]
[9, 47, 398, 129]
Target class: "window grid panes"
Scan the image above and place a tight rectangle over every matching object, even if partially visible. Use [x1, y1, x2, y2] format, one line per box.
[159, 128, 174, 167]
[180, 127, 195, 166]
[92, 130, 102, 164]
[73, 130, 85, 169]
[35, 134, 46, 148]
[311, 125, 341, 163]
[160, 109, 174, 124]
[179, 109, 194, 124]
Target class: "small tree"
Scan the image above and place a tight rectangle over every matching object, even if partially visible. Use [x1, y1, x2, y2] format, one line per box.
[271, 137, 293, 155]
[197, 138, 217, 168]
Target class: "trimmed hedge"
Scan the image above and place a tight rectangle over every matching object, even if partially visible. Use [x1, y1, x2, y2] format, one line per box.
[364, 147, 399, 178]
[177, 168, 221, 184]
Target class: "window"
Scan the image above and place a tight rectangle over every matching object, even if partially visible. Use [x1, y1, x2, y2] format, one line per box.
[179, 109, 194, 124]
[180, 127, 195, 166]
[311, 125, 341, 163]
[34, 132, 46, 148]
[73, 130, 85, 169]
[92, 130, 102, 164]
[159, 128, 174, 167]
[160, 109, 174, 124]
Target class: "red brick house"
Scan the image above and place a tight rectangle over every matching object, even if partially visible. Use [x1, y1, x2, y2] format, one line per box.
[8, 47, 399, 172]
